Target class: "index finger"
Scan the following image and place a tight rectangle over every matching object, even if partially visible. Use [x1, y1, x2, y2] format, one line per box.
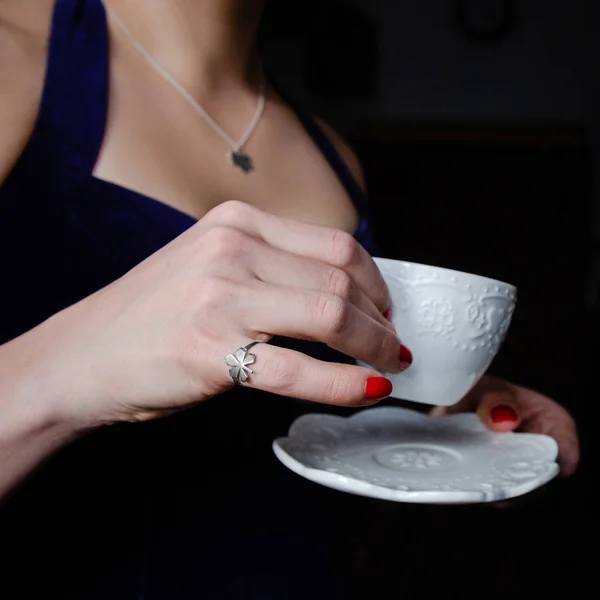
[204, 201, 390, 313]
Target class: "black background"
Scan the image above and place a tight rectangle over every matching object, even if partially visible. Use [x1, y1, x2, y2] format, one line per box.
[261, 1, 596, 596]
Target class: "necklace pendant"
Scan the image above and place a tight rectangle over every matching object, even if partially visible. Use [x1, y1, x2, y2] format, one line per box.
[229, 150, 254, 173]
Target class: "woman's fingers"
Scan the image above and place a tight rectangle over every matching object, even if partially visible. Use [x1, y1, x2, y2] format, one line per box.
[234, 341, 393, 406]
[250, 244, 394, 332]
[245, 283, 402, 374]
[431, 377, 580, 478]
[474, 388, 522, 432]
[431, 377, 522, 432]
[203, 201, 391, 314]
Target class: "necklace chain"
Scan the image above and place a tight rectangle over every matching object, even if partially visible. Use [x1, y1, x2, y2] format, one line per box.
[100, 0, 265, 170]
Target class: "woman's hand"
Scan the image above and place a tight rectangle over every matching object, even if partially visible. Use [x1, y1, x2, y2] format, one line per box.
[431, 376, 580, 476]
[35, 201, 409, 428]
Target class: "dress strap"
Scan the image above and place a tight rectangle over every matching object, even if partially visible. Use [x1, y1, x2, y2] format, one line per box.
[2, 0, 109, 198]
[270, 80, 375, 248]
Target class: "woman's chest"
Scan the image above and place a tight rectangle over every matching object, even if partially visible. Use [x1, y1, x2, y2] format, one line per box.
[92, 83, 360, 234]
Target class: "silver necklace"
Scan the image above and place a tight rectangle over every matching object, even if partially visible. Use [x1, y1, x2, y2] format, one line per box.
[101, 0, 265, 173]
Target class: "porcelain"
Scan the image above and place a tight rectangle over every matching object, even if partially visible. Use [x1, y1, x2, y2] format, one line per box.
[273, 407, 558, 504]
[366, 258, 517, 406]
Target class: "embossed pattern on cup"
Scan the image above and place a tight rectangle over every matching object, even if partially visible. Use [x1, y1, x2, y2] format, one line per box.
[369, 258, 517, 406]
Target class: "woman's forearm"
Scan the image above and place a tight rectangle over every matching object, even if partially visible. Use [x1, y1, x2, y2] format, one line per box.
[0, 324, 87, 499]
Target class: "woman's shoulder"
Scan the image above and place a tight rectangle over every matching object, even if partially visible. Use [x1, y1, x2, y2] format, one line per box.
[0, 0, 53, 185]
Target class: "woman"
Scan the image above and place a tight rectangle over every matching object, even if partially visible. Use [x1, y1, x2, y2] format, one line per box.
[0, 0, 579, 598]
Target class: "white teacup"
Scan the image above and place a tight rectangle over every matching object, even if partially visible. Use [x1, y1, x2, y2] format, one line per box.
[367, 258, 517, 406]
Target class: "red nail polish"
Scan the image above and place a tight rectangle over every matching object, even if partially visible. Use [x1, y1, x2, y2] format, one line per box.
[490, 405, 518, 424]
[398, 344, 413, 370]
[364, 377, 393, 401]
[383, 307, 391, 320]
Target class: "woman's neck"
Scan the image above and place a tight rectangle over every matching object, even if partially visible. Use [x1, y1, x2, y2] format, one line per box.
[105, 0, 265, 94]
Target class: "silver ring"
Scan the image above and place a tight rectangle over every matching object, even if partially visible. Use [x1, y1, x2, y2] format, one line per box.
[225, 341, 263, 386]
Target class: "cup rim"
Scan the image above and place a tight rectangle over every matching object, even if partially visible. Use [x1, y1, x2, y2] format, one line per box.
[373, 257, 517, 292]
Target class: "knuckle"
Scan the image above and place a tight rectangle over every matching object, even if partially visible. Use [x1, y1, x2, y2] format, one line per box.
[199, 275, 237, 308]
[327, 267, 353, 301]
[379, 331, 401, 367]
[314, 293, 350, 335]
[208, 200, 256, 227]
[168, 330, 223, 399]
[372, 279, 391, 310]
[330, 229, 360, 268]
[325, 373, 354, 405]
[202, 226, 248, 259]
[264, 355, 301, 392]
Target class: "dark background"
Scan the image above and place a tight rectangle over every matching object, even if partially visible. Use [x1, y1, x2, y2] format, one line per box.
[261, 0, 595, 596]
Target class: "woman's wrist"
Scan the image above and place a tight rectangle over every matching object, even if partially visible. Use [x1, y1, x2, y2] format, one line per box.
[0, 359, 80, 464]
[0, 324, 95, 496]
[0, 315, 104, 442]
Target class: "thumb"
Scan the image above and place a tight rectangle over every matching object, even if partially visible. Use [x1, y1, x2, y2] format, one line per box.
[476, 389, 521, 432]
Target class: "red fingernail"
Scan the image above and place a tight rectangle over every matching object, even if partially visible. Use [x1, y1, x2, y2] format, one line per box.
[398, 344, 413, 370]
[364, 377, 393, 401]
[490, 405, 518, 424]
[383, 307, 391, 320]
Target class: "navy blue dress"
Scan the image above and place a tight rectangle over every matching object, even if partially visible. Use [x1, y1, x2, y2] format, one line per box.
[0, 1, 377, 598]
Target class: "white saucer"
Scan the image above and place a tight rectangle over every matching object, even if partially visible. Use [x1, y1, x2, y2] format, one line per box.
[273, 407, 559, 504]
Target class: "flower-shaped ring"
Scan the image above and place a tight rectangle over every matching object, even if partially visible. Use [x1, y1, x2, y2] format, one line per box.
[225, 341, 264, 386]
